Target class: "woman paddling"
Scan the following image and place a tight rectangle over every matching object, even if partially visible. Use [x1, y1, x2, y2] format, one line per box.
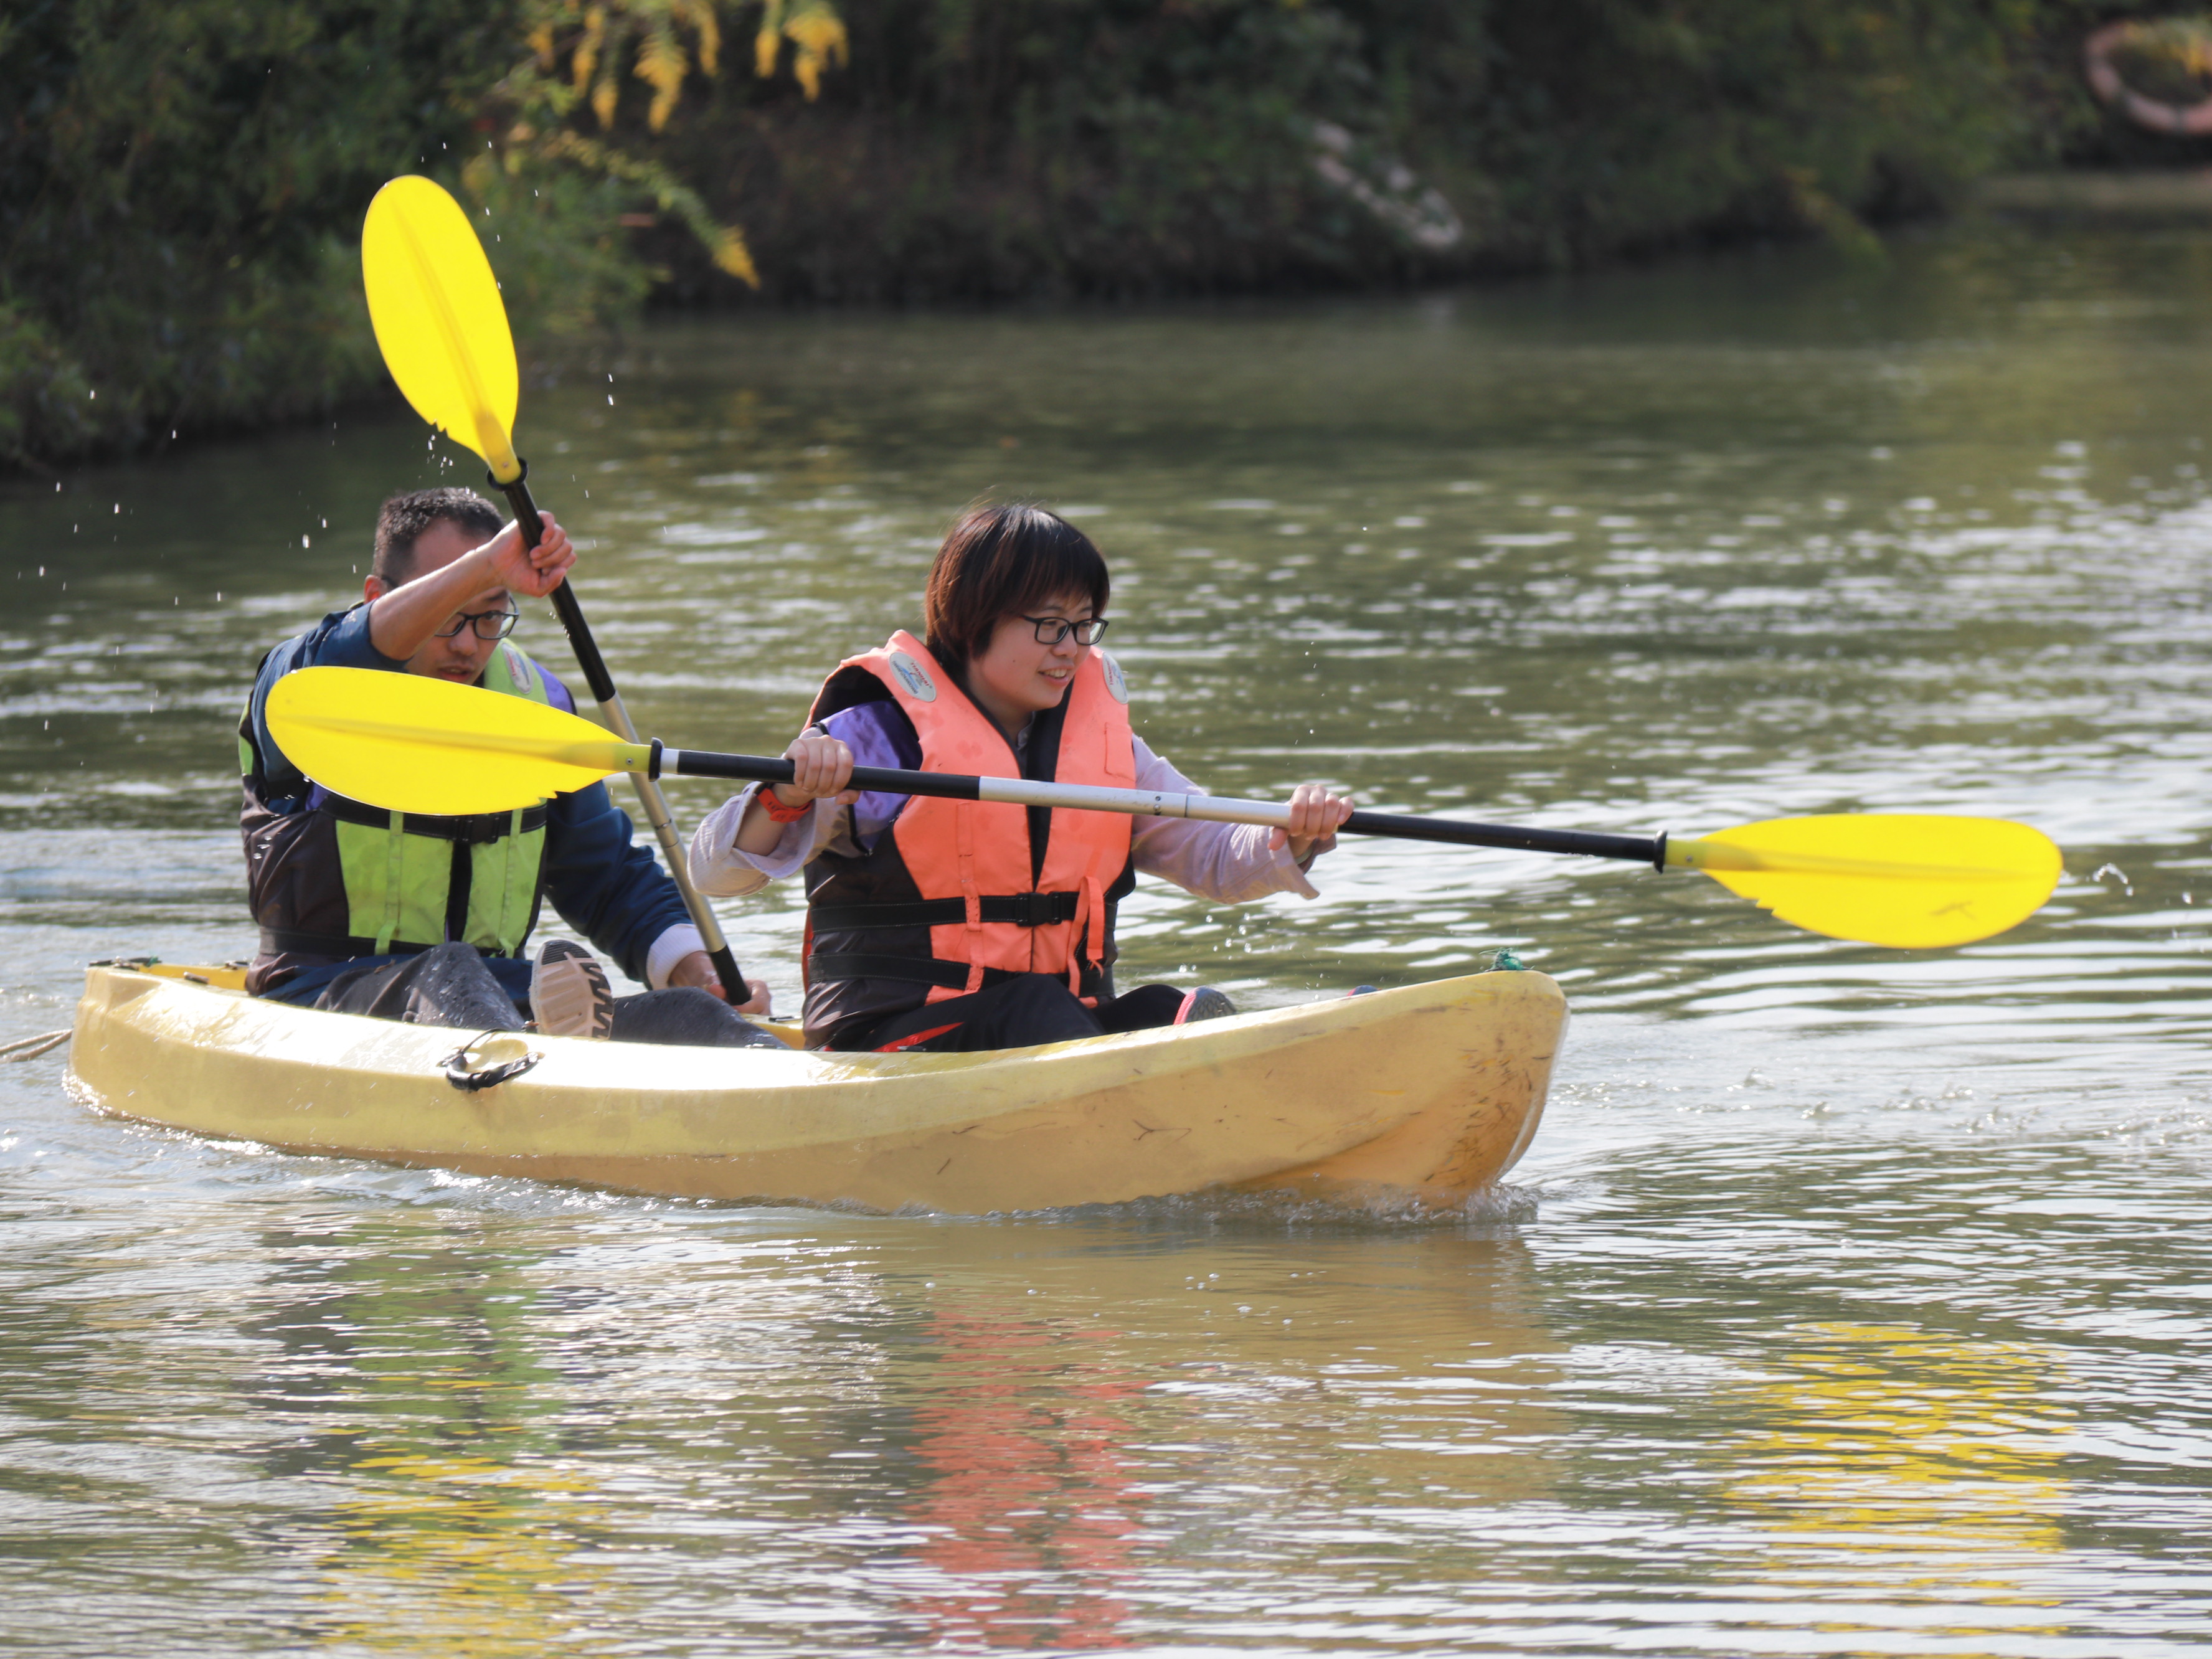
[688, 503, 1354, 1052]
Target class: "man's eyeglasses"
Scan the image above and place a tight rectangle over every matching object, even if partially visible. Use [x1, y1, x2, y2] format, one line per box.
[1023, 615, 1110, 647]
[432, 605, 521, 641]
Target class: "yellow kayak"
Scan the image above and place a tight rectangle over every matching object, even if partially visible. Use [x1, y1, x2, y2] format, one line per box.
[67, 963, 1564, 1212]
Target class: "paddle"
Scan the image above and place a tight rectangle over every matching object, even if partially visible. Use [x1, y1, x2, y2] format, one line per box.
[267, 667, 2064, 950]
[359, 174, 753, 1003]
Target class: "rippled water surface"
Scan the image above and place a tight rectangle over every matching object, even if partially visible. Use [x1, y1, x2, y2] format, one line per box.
[3, 223, 2210, 1653]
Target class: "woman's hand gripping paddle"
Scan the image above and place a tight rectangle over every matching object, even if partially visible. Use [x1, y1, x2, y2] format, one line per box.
[268, 668, 2064, 951]
[360, 176, 752, 1003]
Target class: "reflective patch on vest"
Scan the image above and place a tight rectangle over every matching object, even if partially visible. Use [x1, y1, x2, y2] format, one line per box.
[887, 650, 938, 702]
[500, 644, 537, 697]
[1099, 651, 1130, 706]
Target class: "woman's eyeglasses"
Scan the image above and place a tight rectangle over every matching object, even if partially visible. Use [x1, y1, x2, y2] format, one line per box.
[432, 605, 521, 641]
[1024, 615, 1110, 647]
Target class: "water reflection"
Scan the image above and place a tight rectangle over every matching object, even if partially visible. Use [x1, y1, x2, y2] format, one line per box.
[237, 1216, 593, 1652]
[877, 1226, 1567, 1650]
[899, 1310, 1143, 1649]
[1726, 1323, 2070, 1640]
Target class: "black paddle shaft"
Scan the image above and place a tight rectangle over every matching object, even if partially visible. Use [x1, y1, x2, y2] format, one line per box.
[493, 463, 751, 1000]
[492, 463, 617, 704]
[1341, 809, 1661, 866]
[650, 746, 1669, 868]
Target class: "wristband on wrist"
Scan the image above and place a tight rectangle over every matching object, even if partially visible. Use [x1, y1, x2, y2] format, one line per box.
[758, 787, 811, 823]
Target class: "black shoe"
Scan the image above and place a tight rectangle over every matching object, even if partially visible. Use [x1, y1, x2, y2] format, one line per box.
[1175, 986, 1237, 1025]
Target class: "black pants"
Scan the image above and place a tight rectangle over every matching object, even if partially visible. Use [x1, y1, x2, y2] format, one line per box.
[316, 942, 785, 1049]
[838, 974, 1187, 1054]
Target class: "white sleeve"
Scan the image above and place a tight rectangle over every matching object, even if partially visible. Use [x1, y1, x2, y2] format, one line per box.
[687, 785, 848, 897]
[645, 924, 707, 990]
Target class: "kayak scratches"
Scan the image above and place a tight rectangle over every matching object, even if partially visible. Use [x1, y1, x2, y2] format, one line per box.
[1131, 1119, 1191, 1142]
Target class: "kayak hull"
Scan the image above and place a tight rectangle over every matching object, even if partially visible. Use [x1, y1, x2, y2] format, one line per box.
[67, 965, 1564, 1212]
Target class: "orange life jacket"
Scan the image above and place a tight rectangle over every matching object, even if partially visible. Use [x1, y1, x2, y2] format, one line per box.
[803, 630, 1136, 1004]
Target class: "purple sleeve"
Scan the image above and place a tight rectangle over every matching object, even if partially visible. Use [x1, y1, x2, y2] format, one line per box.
[537, 663, 577, 714]
[820, 701, 920, 854]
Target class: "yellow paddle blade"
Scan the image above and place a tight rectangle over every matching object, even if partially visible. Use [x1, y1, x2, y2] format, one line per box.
[1666, 814, 2061, 948]
[265, 668, 647, 815]
[361, 176, 523, 480]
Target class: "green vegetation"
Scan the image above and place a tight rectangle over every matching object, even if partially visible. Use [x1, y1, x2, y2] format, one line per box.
[0, 0, 2160, 471]
[653, 0, 2099, 301]
[0, 0, 502, 467]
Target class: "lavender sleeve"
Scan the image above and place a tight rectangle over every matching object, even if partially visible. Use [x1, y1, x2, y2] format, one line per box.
[1126, 737, 1328, 903]
[687, 702, 917, 897]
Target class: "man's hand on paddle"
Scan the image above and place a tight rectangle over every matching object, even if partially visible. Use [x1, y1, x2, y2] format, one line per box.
[366, 512, 577, 673]
[481, 513, 575, 598]
[1273, 783, 1354, 864]
[669, 950, 773, 1015]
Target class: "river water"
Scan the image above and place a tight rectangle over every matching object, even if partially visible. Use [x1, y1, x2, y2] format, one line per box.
[3, 221, 2210, 1653]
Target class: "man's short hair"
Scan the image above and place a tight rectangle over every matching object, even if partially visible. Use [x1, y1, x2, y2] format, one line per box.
[372, 488, 503, 586]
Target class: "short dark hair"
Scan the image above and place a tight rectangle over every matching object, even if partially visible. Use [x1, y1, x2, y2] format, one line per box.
[923, 504, 1111, 671]
[372, 488, 503, 585]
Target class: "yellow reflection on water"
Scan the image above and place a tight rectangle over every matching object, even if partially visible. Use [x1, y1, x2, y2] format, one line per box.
[237, 1217, 615, 1655]
[316, 1449, 603, 1656]
[1725, 1321, 2071, 1638]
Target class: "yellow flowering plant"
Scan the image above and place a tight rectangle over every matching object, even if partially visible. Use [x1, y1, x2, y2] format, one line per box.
[481, 0, 850, 293]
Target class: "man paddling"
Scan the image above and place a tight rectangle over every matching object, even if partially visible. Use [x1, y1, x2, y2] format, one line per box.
[237, 486, 778, 1046]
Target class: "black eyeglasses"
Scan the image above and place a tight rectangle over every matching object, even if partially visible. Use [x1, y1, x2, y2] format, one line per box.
[432, 605, 520, 641]
[1023, 615, 1109, 647]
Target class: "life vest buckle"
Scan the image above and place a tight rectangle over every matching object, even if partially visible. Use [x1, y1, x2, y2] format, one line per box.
[1003, 891, 1064, 928]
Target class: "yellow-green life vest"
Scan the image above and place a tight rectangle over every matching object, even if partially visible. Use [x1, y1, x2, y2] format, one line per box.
[240, 643, 556, 958]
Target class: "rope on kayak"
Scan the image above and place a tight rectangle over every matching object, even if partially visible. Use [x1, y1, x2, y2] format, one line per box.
[438, 1032, 541, 1091]
[1, 1030, 71, 1062]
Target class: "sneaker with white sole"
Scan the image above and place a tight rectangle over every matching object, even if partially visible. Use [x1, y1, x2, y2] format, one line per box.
[530, 939, 615, 1039]
[1175, 986, 1236, 1025]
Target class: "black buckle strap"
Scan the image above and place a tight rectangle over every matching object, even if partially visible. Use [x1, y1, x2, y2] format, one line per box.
[807, 952, 1113, 1000]
[257, 929, 518, 962]
[259, 927, 435, 959]
[320, 792, 550, 846]
[805, 952, 983, 990]
[993, 891, 1079, 927]
[809, 891, 1083, 932]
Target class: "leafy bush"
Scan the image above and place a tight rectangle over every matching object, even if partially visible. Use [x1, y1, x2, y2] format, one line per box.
[0, 0, 524, 468]
[636, 0, 2092, 301]
[0, 0, 2157, 469]
[0, 0, 857, 468]
[460, 159, 659, 342]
